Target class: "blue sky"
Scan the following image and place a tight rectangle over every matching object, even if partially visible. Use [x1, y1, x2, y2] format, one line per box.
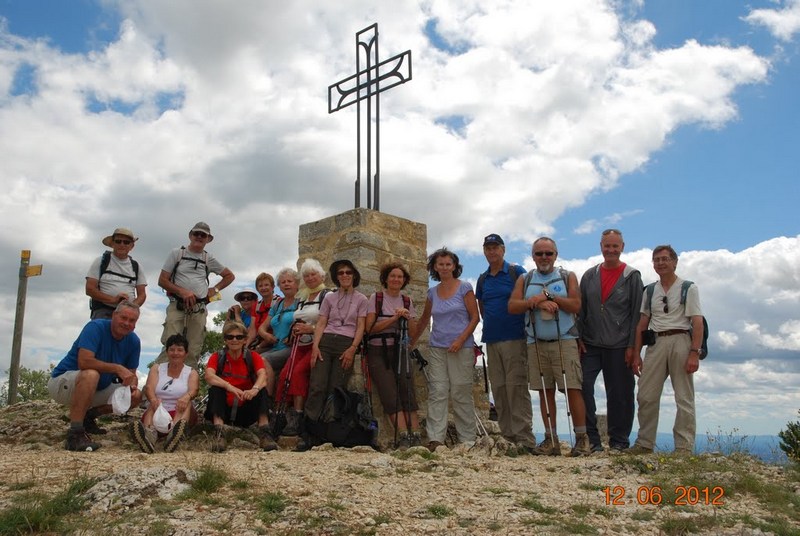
[0, 0, 798, 438]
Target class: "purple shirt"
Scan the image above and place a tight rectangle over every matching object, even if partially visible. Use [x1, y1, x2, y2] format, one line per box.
[428, 280, 475, 348]
[319, 290, 368, 337]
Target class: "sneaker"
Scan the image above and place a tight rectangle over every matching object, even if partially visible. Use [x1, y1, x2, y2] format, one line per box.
[211, 426, 226, 453]
[624, 444, 654, 455]
[164, 419, 187, 453]
[396, 431, 411, 451]
[410, 431, 422, 447]
[130, 421, 155, 454]
[83, 415, 107, 435]
[65, 428, 101, 452]
[531, 436, 561, 456]
[569, 433, 592, 457]
[258, 427, 278, 452]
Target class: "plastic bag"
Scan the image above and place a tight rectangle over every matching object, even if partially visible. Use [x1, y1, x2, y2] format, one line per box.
[153, 404, 173, 434]
[110, 386, 131, 415]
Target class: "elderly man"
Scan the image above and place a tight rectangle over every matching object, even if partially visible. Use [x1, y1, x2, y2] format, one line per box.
[628, 245, 703, 455]
[48, 300, 143, 451]
[577, 229, 643, 453]
[85, 227, 147, 319]
[476, 233, 536, 451]
[157, 222, 234, 367]
[508, 237, 590, 456]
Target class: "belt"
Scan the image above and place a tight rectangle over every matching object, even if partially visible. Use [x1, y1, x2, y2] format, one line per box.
[656, 329, 689, 337]
[536, 338, 558, 343]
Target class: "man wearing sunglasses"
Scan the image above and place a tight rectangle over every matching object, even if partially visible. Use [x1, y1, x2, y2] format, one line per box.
[577, 229, 643, 453]
[627, 245, 703, 455]
[157, 222, 235, 367]
[86, 227, 147, 319]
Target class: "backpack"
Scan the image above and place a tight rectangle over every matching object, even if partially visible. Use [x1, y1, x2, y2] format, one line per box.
[476, 263, 521, 298]
[170, 246, 209, 285]
[214, 348, 257, 383]
[644, 281, 709, 359]
[522, 267, 573, 338]
[89, 251, 140, 311]
[304, 387, 378, 448]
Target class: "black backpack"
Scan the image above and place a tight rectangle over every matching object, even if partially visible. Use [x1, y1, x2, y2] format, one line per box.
[214, 348, 256, 383]
[645, 281, 709, 359]
[305, 387, 377, 448]
[89, 251, 140, 311]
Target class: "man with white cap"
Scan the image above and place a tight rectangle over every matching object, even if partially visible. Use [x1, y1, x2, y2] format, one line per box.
[157, 222, 235, 367]
[86, 227, 147, 319]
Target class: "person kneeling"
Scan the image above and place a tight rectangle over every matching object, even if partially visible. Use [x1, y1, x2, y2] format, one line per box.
[204, 321, 277, 452]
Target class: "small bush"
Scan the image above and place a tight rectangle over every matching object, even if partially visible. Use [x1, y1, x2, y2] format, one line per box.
[778, 410, 800, 462]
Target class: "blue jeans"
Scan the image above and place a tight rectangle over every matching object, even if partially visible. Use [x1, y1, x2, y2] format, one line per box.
[581, 345, 634, 449]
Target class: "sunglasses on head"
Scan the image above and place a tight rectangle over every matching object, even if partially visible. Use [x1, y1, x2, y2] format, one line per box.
[192, 231, 209, 239]
[534, 251, 556, 257]
[113, 238, 133, 245]
[224, 334, 246, 340]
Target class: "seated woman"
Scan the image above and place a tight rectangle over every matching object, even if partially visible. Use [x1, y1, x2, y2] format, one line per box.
[227, 288, 258, 328]
[366, 262, 421, 449]
[257, 269, 300, 383]
[131, 333, 199, 453]
[204, 321, 277, 452]
[275, 258, 329, 437]
[247, 273, 280, 352]
[298, 259, 367, 451]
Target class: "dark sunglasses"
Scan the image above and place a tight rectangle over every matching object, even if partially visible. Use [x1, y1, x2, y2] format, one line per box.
[337, 269, 354, 276]
[239, 296, 255, 301]
[161, 378, 174, 390]
[192, 231, 209, 238]
[224, 334, 246, 340]
[534, 251, 556, 257]
[113, 238, 133, 245]
[661, 296, 669, 314]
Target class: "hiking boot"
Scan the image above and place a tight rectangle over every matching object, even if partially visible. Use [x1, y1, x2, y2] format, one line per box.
[164, 419, 186, 453]
[427, 440, 444, 452]
[590, 443, 605, 454]
[65, 428, 101, 452]
[282, 409, 300, 436]
[530, 436, 561, 456]
[211, 426, 226, 453]
[83, 410, 107, 435]
[569, 433, 592, 457]
[396, 431, 412, 451]
[410, 431, 422, 447]
[258, 426, 278, 452]
[624, 444, 654, 455]
[130, 420, 155, 454]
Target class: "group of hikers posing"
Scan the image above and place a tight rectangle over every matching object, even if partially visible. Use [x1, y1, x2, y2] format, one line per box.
[49, 223, 703, 457]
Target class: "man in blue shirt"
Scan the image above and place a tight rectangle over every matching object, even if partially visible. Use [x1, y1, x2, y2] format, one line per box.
[48, 300, 142, 451]
[476, 234, 536, 451]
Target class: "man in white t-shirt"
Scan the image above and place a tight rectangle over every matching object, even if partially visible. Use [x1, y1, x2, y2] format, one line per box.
[85, 227, 147, 319]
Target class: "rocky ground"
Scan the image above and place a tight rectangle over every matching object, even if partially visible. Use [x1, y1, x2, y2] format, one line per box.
[0, 401, 798, 535]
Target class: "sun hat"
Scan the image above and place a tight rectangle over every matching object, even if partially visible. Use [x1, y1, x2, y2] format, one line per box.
[102, 227, 138, 247]
[190, 222, 214, 242]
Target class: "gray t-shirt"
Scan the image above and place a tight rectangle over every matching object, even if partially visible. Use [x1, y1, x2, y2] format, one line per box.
[161, 247, 226, 298]
[86, 253, 147, 304]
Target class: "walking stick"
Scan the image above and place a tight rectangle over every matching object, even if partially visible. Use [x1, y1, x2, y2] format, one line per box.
[554, 313, 574, 448]
[529, 314, 556, 450]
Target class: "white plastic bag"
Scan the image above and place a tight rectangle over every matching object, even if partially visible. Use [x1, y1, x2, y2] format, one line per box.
[153, 404, 173, 434]
[110, 386, 131, 415]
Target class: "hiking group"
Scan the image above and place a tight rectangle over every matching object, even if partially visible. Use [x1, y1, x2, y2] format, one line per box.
[49, 223, 704, 457]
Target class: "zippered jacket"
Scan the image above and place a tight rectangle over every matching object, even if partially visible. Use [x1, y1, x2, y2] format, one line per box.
[578, 263, 643, 349]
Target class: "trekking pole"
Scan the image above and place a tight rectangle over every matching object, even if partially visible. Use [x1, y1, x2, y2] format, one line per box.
[273, 332, 300, 436]
[395, 318, 407, 446]
[530, 316, 556, 450]
[399, 317, 414, 435]
[554, 313, 574, 448]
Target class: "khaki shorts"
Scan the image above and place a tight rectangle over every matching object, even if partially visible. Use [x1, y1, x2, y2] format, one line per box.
[526, 339, 582, 391]
[48, 370, 118, 407]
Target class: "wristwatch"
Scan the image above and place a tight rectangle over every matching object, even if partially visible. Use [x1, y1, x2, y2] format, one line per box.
[543, 289, 554, 301]
[690, 348, 701, 353]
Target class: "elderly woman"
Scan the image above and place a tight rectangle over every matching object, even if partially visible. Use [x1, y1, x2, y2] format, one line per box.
[131, 333, 199, 453]
[205, 321, 277, 452]
[297, 259, 367, 451]
[247, 272, 280, 351]
[227, 288, 258, 328]
[274, 259, 330, 437]
[366, 262, 421, 449]
[413, 247, 480, 451]
[257, 269, 300, 380]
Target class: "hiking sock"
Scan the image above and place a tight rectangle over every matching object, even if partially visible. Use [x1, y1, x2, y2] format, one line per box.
[70, 422, 84, 432]
[574, 426, 587, 434]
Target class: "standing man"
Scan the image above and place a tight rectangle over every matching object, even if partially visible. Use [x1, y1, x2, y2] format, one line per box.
[476, 233, 536, 451]
[85, 227, 147, 319]
[157, 222, 234, 367]
[577, 229, 643, 453]
[628, 245, 703, 455]
[509, 237, 590, 456]
[48, 300, 143, 451]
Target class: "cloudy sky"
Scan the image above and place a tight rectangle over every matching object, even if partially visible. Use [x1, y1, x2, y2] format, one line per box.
[1, 0, 798, 438]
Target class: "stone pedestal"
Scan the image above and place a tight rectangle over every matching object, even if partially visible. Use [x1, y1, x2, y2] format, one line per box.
[298, 208, 428, 448]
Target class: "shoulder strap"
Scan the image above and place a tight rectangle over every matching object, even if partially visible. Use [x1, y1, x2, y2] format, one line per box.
[171, 246, 209, 284]
[99, 251, 111, 277]
[679, 280, 694, 305]
[375, 292, 388, 318]
[402, 294, 410, 309]
[216, 348, 227, 375]
[645, 283, 656, 314]
[523, 270, 534, 290]
[99, 250, 138, 283]
[243, 349, 255, 383]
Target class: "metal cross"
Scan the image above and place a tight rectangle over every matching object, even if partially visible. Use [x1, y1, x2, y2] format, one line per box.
[328, 23, 412, 211]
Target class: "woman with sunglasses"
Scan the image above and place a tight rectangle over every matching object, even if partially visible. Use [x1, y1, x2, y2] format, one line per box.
[204, 321, 277, 452]
[413, 247, 480, 451]
[227, 288, 258, 328]
[257, 268, 301, 388]
[298, 259, 368, 451]
[131, 333, 199, 453]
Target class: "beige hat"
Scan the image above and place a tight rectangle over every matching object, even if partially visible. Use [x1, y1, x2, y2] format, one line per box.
[190, 221, 214, 242]
[102, 227, 138, 247]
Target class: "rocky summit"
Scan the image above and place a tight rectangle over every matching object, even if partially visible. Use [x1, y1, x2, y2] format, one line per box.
[0, 400, 797, 535]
